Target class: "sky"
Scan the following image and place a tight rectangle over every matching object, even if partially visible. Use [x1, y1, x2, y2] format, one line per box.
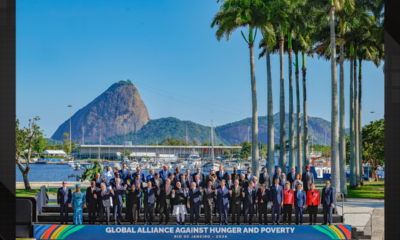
[16, 0, 384, 138]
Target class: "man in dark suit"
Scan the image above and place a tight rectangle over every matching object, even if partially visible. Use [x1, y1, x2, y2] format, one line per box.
[294, 183, 306, 225]
[202, 181, 215, 225]
[142, 180, 159, 225]
[259, 167, 271, 189]
[112, 178, 125, 225]
[273, 167, 283, 185]
[245, 167, 254, 182]
[302, 166, 315, 193]
[131, 167, 145, 182]
[242, 182, 257, 225]
[167, 173, 177, 188]
[109, 172, 123, 188]
[209, 175, 220, 190]
[132, 173, 144, 220]
[229, 180, 242, 225]
[205, 169, 216, 184]
[287, 166, 297, 186]
[57, 181, 72, 224]
[150, 173, 163, 216]
[188, 182, 202, 225]
[94, 183, 114, 225]
[215, 180, 230, 225]
[174, 167, 181, 182]
[216, 165, 229, 181]
[192, 167, 205, 184]
[92, 172, 105, 188]
[86, 181, 99, 224]
[185, 169, 193, 186]
[257, 184, 269, 225]
[270, 177, 284, 225]
[159, 179, 174, 225]
[239, 174, 249, 189]
[231, 167, 240, 182]
[226, 174, 234, 189]
[159, 165, 171, 182]
[321, 180, 335, 225]
[178, 173, 190, 190]
[193, 175, 204, 188]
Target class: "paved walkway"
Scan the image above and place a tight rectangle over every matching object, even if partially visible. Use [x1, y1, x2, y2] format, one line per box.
[336, 198, 384, 238]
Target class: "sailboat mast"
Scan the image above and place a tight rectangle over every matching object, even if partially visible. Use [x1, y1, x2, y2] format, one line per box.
[211, 119, 214, 165]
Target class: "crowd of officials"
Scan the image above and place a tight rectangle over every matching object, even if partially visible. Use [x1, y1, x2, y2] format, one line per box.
[57, 164, 335, 226]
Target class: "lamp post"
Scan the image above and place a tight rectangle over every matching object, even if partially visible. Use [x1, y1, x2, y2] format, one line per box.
[68, 105, 72, 158]
[371, 111, 375, 122]
[98, 117, 102, 161]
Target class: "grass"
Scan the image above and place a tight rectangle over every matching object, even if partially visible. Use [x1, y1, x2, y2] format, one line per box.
[16, 188, 87, 197]
[346, 180, 384, 199]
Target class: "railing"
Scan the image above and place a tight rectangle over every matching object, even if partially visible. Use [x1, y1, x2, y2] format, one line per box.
[343, 212, 372, 236]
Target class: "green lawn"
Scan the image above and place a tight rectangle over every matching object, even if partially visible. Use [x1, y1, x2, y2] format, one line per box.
[16, 188, 87, 197]
[346, 180, 384, 199]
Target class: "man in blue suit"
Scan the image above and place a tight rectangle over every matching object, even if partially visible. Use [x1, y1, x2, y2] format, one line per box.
[146, 169, 155, 183]
[321, 180, 335, 225]
[95, 183, 114, 225]
[188, 182, 202, 225]
[242, 182, 257, 225]
[216, 165, 229, 182]
[270, 177, 284, 225]
[159, 165, 171, 182]
[132, 174, 144, 219]
[112, 178, 125, 225]
[57, 181, 72, 224]
[294, 183, 306, 225]
[131, 167, 145, 182]
[214, 180, 230, 225]
[142, 180, 159, 225]
[118, 163, 131, 184]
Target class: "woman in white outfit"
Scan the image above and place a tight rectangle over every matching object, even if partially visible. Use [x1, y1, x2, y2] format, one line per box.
[171, 182, 188, 225]
[292, 173, 303, 191]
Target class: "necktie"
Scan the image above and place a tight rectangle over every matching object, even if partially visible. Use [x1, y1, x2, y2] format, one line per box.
[261, 190, 264, 196]
[235, 186, 237, 194]
[307, 172, 309, 180]
[249, 189, 252, 195]
[137, 182, 139, 187]
[91, 188, 93, 194]
[117, 186, 119, 191]
[166, 186, 168, 193]
[213, 182, 214, 188]
[102, 191, 104, 197]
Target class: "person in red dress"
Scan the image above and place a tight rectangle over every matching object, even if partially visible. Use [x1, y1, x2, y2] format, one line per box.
[306, 183, 320, 225]
[282, 181, 295, 225]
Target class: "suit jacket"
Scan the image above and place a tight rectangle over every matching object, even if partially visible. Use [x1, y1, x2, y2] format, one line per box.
[229, 185, 243, 205]
[86, 186, 99, 205]
[209, 179, 220, 190]
[109, 178, 125, 188]
[231, 172, 240, 181]
[159, 184, 174, 204]
[193, 180, 204, 188]
[245, 173, 254, 182]
[166, 178, 177, 188]
[98, 188, 114, 207]
[202, 186, 215, 206]
[178, 179, 190, 190]
[287, 172, 297, 185]
[112, 184, 125, 205]
[143, 186, 159, 204]
[172, 187, 187, 205]
[216, 171, 229, 181]
[188, 188, 202, 206]
[57, 187, 72, 205]
[259, 172, 271, 188]
[174, 172, 182, 182]
[92, 177, 106, 188]
[269, 185, 284, 204]
[150, 177, 163, 194]
[302, 172, 315, 190]
[132, 179, 144, 191]
[242, 187, 257, 206]
[118, 169, 131, 183]
[146, 174, 155, 183]
[256, 188, 269, 205]
[131, 172, 145, 182]
[272, 174, 283, 185]
[159, 170, 171, 182]
[321, 186, 335, 206]
[192, 172, 205, 183]
[186, 175, 193, 186]
[124, 186, 142, 204]
[294, 190, 307, 208]
[205, 175, 217, 185]
[226, 179, 234, 190]
[239, 179, 249, 189]
[215, 186, 230, 206]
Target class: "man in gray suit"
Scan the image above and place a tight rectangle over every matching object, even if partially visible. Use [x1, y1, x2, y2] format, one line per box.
[302, 166, 315, 193]
[94, 183, 114, 225]
[202, 181, 215, 225]
[229, 180, 243, 225]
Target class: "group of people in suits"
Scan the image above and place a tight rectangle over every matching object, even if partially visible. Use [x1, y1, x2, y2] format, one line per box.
[57, 164, 336, 226]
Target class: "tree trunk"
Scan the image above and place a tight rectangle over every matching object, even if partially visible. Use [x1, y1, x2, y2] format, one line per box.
[354, 46, 360, 187]
[249, 42, 260, 177]
[358, 59, 363, 185]
[339, 27, 347, 195]
[295, 53, 302, 174]
[350, 52, 357, 189]
[302, 52, 308, 173]
[23, 172, 31, 190]
[279, 36, 286, 173]
[329, 6, 340, 192]
[289, 48, 295, 171]
[267, 47, 275, 180]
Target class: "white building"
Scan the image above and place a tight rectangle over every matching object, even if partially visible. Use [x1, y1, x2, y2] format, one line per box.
[42, 150, 67, 157]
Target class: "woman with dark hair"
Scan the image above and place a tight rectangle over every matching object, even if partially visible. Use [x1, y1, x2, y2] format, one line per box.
[292, 173, 303, 191]
[124, 176, 142, 225]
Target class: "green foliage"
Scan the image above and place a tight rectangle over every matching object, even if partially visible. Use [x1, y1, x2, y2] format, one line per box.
[81, 161, 104, 182]
[119, 150, 131, 157]
[362, 118, 384, 169]
[33, 135, 45, 155]
[240, 141, 252, 160]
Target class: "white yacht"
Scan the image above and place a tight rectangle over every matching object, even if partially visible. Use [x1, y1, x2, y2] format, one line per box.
[202, 161, 221, 172]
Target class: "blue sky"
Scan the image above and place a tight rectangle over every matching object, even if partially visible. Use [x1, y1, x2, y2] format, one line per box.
[16, 0, 384, 137]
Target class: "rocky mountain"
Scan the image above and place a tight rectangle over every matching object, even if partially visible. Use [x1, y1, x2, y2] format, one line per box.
[51, 80, 150, 142]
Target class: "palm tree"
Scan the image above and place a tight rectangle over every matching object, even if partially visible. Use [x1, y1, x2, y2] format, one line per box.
[211, 0, 272, 177]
